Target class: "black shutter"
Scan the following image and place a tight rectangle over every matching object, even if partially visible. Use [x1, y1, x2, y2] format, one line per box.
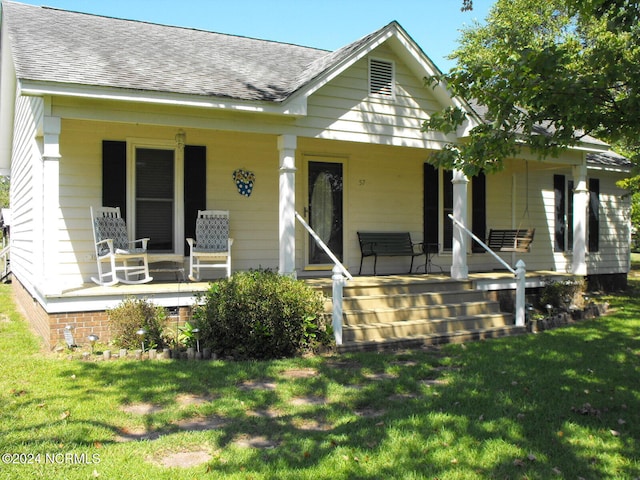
[471, 172, 486, 253]
[102, 140, 127, 221]
[184, 145, 207, 248]
[443, 170, 454, 250]
[568, 180, 574, 249]
[589, 178, 600, 252]
[554, 174, 565, 252]
[423, 164, 439, 247]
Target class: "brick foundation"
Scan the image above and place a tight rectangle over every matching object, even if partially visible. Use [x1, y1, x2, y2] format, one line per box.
[12, 279, 192, 350]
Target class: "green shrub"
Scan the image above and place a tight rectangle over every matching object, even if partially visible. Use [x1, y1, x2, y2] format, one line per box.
[193, 269, 331, 359]
[108, 297, 167, 350]
[539, 278, 586, 311]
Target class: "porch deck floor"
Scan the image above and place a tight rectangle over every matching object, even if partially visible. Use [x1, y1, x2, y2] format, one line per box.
[54, 270, 569, 299]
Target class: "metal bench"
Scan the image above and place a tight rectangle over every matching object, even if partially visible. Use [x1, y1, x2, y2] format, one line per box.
[487, 228, 535, 253]
[357, 231, 424, 275]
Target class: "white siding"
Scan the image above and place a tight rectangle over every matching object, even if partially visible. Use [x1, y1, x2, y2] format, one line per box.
[468, 160, 630, 275]
[9, 93, 43, 293]
[58, 121, 282, 287]
[297, 43, 449, 149]
[586, 171, 631, 274]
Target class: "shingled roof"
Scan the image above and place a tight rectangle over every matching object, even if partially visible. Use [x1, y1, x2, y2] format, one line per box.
[2, 1, 379, 102]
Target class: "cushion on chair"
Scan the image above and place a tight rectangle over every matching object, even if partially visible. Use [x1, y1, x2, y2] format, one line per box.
[194, 217, 228, 252]
[94, 217, 131, 255]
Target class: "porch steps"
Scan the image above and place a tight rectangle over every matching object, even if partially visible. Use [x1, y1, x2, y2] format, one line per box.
[313, 276, 526, 352]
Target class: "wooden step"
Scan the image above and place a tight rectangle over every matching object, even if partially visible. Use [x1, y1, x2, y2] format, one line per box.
[342, 301, 503, 325]
[342, 313, 514, 343]
[308, 274, 523, 351]
[337, 325, 528, 353]
[340, 289, 491, 311]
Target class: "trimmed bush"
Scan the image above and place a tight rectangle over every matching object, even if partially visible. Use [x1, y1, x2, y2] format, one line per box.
[193, 269, 331, 359]
[539, 278, 586, 311]
[108, 297, 167, 350]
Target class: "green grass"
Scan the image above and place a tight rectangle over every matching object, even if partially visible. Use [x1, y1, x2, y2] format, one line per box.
[1, 283, 639, 479]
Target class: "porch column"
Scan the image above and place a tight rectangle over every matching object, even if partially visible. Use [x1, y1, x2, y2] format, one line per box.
[40, 113, 62, 294]
[572, 161, 588, 276]
[278, 135, 297, 277]
[451, 169, 469, 280]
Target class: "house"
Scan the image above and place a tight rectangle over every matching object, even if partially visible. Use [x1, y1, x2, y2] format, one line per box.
[0, 1, 631, 349]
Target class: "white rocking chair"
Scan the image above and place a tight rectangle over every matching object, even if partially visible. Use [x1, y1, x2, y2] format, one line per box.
[90, 206, 153, 286]
[186, 210, 233, 281]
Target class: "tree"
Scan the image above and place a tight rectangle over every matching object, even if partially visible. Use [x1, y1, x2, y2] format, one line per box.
[424, 0, 640, 177]
[0, 177, 8, 208]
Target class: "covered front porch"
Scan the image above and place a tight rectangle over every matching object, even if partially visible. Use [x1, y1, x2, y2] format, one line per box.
[25, 267, 575, 351]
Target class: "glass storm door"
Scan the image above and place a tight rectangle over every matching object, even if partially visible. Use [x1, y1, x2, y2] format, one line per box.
[135, 148, 175, 252]
[307, 161, 343, 266]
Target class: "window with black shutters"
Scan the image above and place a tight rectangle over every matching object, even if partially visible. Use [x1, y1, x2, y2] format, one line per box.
[423, 164, 485, 253]
[102, 140, 206, 255]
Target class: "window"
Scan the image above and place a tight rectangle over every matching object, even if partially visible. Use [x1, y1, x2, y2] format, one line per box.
[102, 140, 206, 256]
[369, 58, 394, 97]
[423, 164, 486, 252]
[554, 174, 568, 252]
[553, 174, 599, 252]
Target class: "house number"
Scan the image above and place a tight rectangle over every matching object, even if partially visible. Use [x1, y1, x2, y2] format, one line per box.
[359, 179, 366, 186]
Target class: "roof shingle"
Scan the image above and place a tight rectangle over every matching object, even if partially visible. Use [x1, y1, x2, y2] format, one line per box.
[3, 1, 333, 101]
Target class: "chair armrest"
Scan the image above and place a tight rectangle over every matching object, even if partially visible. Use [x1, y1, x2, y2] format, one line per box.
[128, 238, 150, 250]
[412, 241, 424, 253]
[228, 238, 234, 248]
[95, 238, 115, 254]
[186, 238, 195, 248]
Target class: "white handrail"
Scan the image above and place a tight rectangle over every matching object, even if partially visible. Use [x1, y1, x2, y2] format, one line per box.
[1, 245, 9, 280]
[294, 211, 352, 280]
[295, 211, 351, 345]
[448, 214, 515, 275]
[448, 214, 526, 327]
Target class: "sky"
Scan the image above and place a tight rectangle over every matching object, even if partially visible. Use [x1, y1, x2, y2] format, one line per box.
[13, 0, 496, 72]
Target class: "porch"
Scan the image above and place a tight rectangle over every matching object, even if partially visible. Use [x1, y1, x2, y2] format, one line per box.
[26, 269, 574, 351]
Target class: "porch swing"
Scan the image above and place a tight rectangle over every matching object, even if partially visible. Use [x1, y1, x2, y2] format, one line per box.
[486, 162, 535, 253]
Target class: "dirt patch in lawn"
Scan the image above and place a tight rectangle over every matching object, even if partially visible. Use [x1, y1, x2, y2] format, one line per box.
[246, 407, 283, 419]
[176, 393, 214, 407]
[120, 403, 164, 415]
[279, 367, 318, 379]
[115, 427, 163, 442]
[174, 415, 229, 431]
[153, 449, 212, 468]
[293, 418, 335, 431]
[238, 379, 277, 391]
[289, 395, 326, 406]
[354, 407, 386, 418]
[233, 434, 280, 449]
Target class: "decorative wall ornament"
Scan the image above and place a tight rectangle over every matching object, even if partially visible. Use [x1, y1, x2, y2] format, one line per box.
[233, 168, 256, 197]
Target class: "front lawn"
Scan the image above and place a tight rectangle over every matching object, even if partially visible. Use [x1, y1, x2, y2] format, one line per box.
[0, 282, 638, 479]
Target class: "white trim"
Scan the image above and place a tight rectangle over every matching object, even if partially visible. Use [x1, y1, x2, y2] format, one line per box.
[302, 154, 348, 271]
[126, 137, 185, 257]
[19, 80, 308, 117]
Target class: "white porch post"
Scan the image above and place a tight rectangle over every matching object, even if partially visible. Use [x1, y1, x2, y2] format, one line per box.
[572, 161, 588, 276]
[40, 113, 62, 294]
[451, 169, 469, 280]
[278, 135, 297, 277]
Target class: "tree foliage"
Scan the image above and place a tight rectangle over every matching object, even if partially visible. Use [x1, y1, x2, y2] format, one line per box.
[0, 177, 9, 208]
[424, 0, 640, 177]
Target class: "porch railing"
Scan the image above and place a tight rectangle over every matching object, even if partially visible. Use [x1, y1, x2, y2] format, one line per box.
[295, 211, 352, 345]
[1, 245, 10, 283]
[448, 214, 526, 327]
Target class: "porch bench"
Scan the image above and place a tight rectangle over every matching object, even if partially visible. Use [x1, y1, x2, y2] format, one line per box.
[357, 231, 424, 275]
[487, 228, 535, 253]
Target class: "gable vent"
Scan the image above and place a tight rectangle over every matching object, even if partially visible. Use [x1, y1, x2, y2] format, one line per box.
[369, 59, 394, 97]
